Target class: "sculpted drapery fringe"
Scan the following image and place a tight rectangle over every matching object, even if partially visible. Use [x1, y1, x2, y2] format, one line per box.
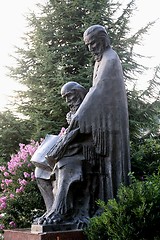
[71, 47, 131, 201]
[47, 46, 130, 203]
[32, 25, 131, 228]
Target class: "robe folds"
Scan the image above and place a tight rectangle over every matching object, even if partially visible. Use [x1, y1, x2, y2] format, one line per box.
[72, 46, 131, 200]
[47, 46, 131, 205]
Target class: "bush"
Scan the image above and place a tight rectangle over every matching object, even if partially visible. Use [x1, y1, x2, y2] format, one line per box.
[0, 140, 45, 234]
[85, 173, 160, 240]
[131, 137, 160, 179]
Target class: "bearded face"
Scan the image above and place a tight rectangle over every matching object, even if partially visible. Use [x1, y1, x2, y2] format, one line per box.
[84, 34, 105, 61]
[63, 89, 82, 112]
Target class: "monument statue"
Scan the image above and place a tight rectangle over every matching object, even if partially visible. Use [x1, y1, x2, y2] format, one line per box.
[31, 81, 87, 226]
[32, 24, 131, 231]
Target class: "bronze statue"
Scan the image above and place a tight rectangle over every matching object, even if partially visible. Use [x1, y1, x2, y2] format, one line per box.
[33, 25, 131, 230]
[32, 81, 87, 227]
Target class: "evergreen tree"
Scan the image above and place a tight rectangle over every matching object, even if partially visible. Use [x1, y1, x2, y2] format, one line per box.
[0, 110, 32, 162]
[8, 0, 160, 141]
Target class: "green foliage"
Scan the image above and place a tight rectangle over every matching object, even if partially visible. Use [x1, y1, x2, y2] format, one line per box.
[0, 181, 43, 229]
[128, 65, 160, 140]
[0, 2, 159, 239]
[7, 0, 159, 141]
[85, 173, 160, 240]
[0, 110, 33, 161]
[131, 137, 160, 179]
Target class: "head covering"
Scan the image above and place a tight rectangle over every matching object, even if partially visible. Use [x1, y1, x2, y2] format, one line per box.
[61, 81, 87, 100]
[83, 24, 110, 47]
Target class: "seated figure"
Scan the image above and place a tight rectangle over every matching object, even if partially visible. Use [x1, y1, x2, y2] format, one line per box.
[32, 81, 88, 227]
[33, 24, 131, 230]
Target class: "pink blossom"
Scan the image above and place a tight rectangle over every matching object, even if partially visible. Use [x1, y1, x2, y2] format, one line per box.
[19, 143, 25, 150]
[6, 141, 38, 175]
[16, 186, 24, 193]
[16, 188, 21, 193]
[59, 127, 66, 136]
[0, 166, 6, 172]
[4, 172, 9, 177]
[18, 179, 27, 186]
[19, 186, 24, 192]
[10, 194, 14, 199]
[25, 143, 38, 156]
[0, 202, 7, 210]
[0, 224, 5, 230]
[0, 196, 7, 203]
[4, 179, 12, 186]
[23, 172, 30, 178]
[9, 221, 16, 228]
[19, 151, 28, 161]
[1, 184, 5, 190]
[7, 155, 21, 172]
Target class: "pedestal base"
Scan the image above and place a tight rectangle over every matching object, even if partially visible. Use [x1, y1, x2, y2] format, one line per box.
[4, 228, 86, 240]
[31, 223, 78, 233]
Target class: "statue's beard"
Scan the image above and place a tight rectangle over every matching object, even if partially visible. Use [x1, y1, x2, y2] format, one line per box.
[91, 46, 104, 62]
[69, 99, 82, 113]
[93, 52, 102, 61]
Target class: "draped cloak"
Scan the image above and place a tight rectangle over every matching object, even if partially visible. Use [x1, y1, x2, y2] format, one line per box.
[72, 46, 131, 201]
[48, 46, 131, 207]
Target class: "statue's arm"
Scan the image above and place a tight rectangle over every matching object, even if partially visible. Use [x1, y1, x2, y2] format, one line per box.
[46, 117, 79, 162]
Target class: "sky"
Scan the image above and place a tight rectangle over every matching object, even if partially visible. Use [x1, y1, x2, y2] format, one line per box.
[0, 0, 160, 110]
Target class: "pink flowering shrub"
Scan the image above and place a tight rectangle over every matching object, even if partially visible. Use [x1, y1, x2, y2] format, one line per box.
[0, 140, 45, 233]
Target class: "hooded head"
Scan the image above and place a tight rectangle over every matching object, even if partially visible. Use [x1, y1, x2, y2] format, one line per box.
[83, 25, 110, 61]
[61, 81, 87, 111]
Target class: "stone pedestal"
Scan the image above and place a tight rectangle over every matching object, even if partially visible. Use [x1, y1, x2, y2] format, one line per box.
[4, 228, 86, 240]
[31, 223, 78, 233]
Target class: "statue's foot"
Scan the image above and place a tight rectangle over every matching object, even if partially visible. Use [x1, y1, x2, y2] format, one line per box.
[32, 215, 46, 225]
[38, 215, 47, 224]
[40, 213, 64, 225]
[72, 215, 90, 229]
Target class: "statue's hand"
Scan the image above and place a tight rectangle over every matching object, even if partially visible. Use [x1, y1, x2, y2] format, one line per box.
[46, 126, 80, 162]
[46, 136, 65, 162]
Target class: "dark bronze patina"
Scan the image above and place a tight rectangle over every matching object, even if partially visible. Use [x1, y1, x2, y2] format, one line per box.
[32, 25, 131, 231]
